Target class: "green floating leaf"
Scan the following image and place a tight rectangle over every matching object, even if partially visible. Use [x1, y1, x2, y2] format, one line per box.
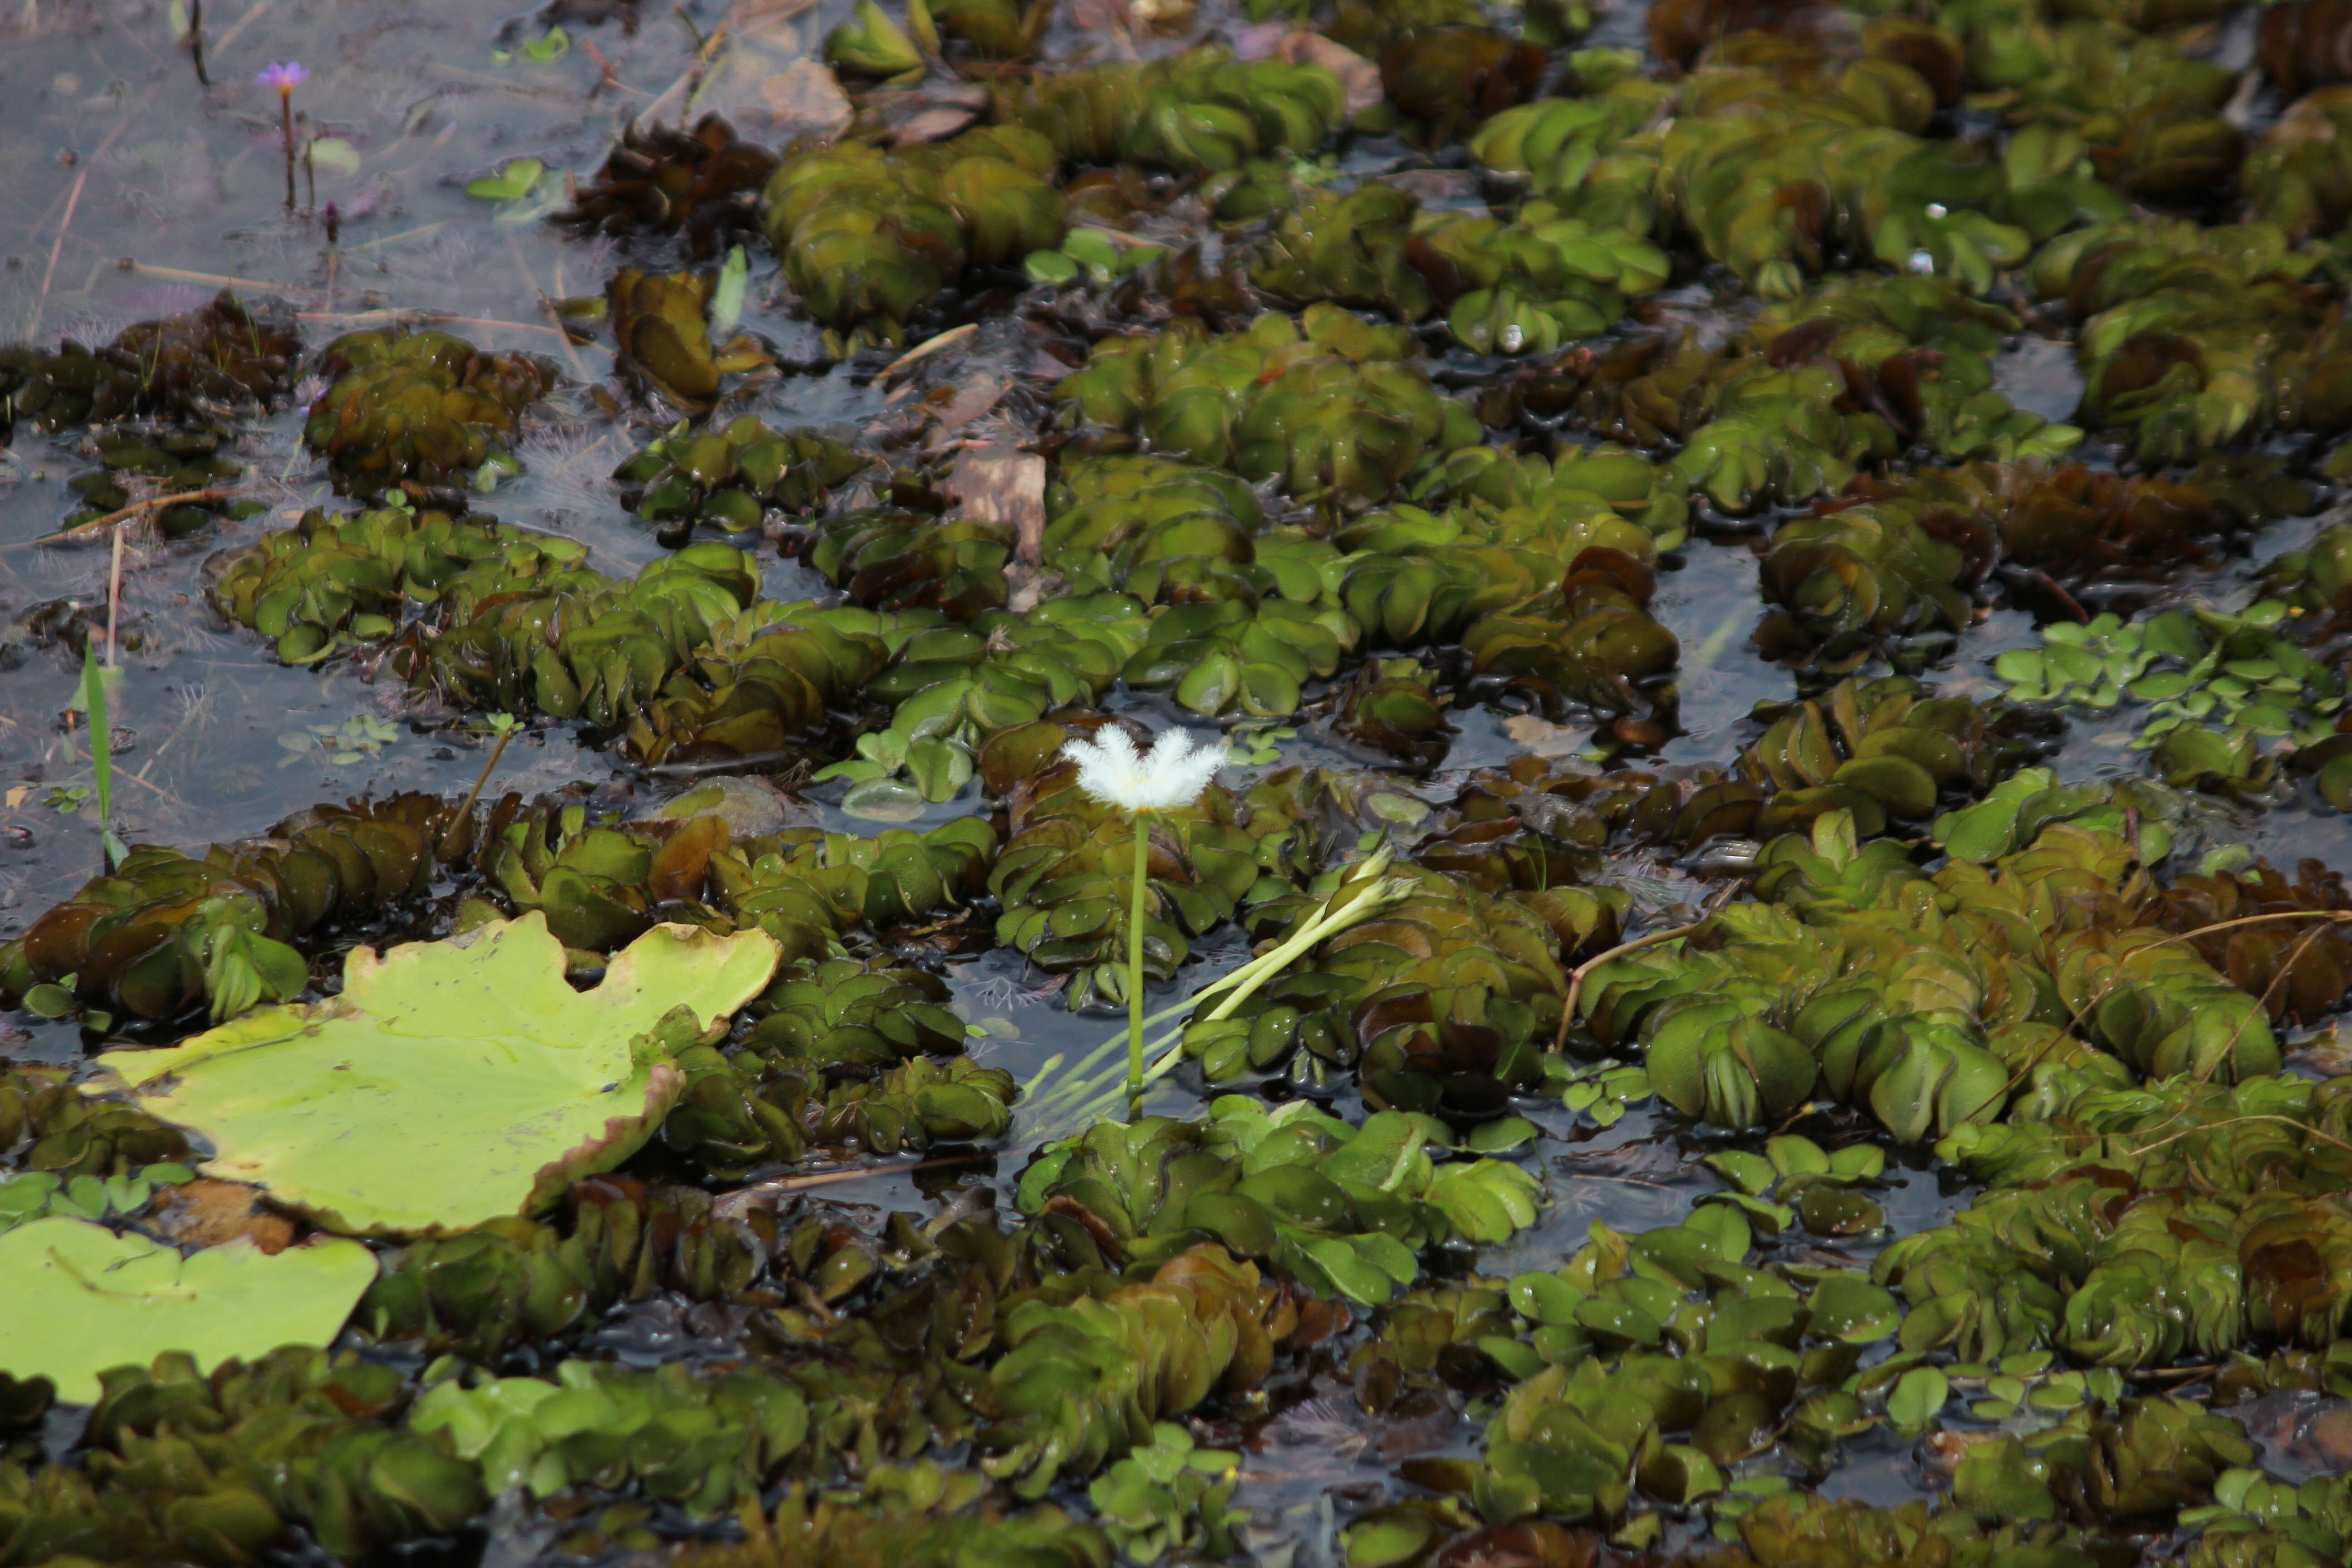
[465, 158, 544, 202]
[0, 1217, 375, 1403]
[94, 913, 779, 1236]
[710, 244, 750, 337]
[841, 778, 929, 821]
[1465, 1115, 1539, 1153]
[1024, 249, 1081, 285]
[523, 24, 568, 59]
[1886, 1366, 1949, 1435]
[305, 137, 362, 177]
[1991, 648, 2043, 685]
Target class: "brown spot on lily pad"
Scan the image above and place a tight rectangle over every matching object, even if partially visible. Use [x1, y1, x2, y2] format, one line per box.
[151, 1177, 300, 1255]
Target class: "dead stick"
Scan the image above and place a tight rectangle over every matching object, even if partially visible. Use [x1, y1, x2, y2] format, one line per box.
[105, 527, 125, 667]
[1553, 921, 1706, 1050]
[134, 261, 298, 291]
[32, 165, 90, 335]
[33, 121, 131, 339]
[442, 725, 517, 858]
[2117, 1112, 2352, 1162]
[6, 490, 230, 550]
[713, 1152, 990, 1219]
[295, 309, 570, 339]
[8, 491, 231, 552]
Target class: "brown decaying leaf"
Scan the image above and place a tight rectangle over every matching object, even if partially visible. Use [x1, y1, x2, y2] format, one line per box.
[730, 0, 818, 29]
[938, 374, 1008, 433]
[946, 442, 1047, 563]
[759, 59, 855, 138]
[1066, 0, 1132, 32]
[857, 81, 991, 144]
[1502, 713, 1587, 756]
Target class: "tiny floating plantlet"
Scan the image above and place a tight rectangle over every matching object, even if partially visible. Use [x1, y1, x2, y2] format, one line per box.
[257, 61, 307, 212]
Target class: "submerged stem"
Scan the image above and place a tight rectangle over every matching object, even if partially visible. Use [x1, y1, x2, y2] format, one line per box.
[1126, 809, 1150, 1102]
[443, 724, 518, 858]
[187, 0, 209, 85]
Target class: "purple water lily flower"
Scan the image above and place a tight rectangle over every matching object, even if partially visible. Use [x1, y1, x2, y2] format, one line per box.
[257, 61, 308, 92]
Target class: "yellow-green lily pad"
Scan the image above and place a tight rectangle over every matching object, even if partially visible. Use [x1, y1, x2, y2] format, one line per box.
[0, 1217, 376, 1403]
[92, 914, 779, 1236]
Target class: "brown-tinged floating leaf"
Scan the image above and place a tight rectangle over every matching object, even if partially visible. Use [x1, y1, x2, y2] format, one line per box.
[648, 813, 731, 903]
[759, 59, 856, 138]
[856, 80, 992, 142]
[898, 104, 987, 142]
[947, 442, 1047, 563]
[151, 1177, 299, 1255]
[939, 373, 1008, 433]
[608, 268, 774, 412]
[2298, 1402, 2352, 1471]
[1279, 32, 1382, 114]
[1229, 20, 1289, 56]
[1068, 0, 1132, 31]
[648, 774, 815, 838]
[730, 0, 818, 29]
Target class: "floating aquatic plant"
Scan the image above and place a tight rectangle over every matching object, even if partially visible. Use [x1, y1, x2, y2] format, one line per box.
[0, 1216, 374, 1402]
[92, 913, 779, 1234]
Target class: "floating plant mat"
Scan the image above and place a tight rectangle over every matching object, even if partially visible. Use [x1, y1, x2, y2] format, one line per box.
[16, 0, 2352, 1558]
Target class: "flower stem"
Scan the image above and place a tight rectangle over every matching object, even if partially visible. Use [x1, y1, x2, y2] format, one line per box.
[279, 91, 296, 211]
[1126, 809, 1150, 1102]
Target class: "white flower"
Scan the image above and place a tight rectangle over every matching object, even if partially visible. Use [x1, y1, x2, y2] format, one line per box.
[1062, 726, 1227, 812]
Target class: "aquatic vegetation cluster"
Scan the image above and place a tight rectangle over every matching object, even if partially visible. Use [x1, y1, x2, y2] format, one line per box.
[764, 126, 1066, 354]
[995, 48, 1351, 171]
[299, 328, 560, 499]
[0, 289, 301, 438]
[557, 113, 782, 260]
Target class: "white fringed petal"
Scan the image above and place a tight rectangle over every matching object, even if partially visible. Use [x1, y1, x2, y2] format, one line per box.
[1062, 727, 1227, 812]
